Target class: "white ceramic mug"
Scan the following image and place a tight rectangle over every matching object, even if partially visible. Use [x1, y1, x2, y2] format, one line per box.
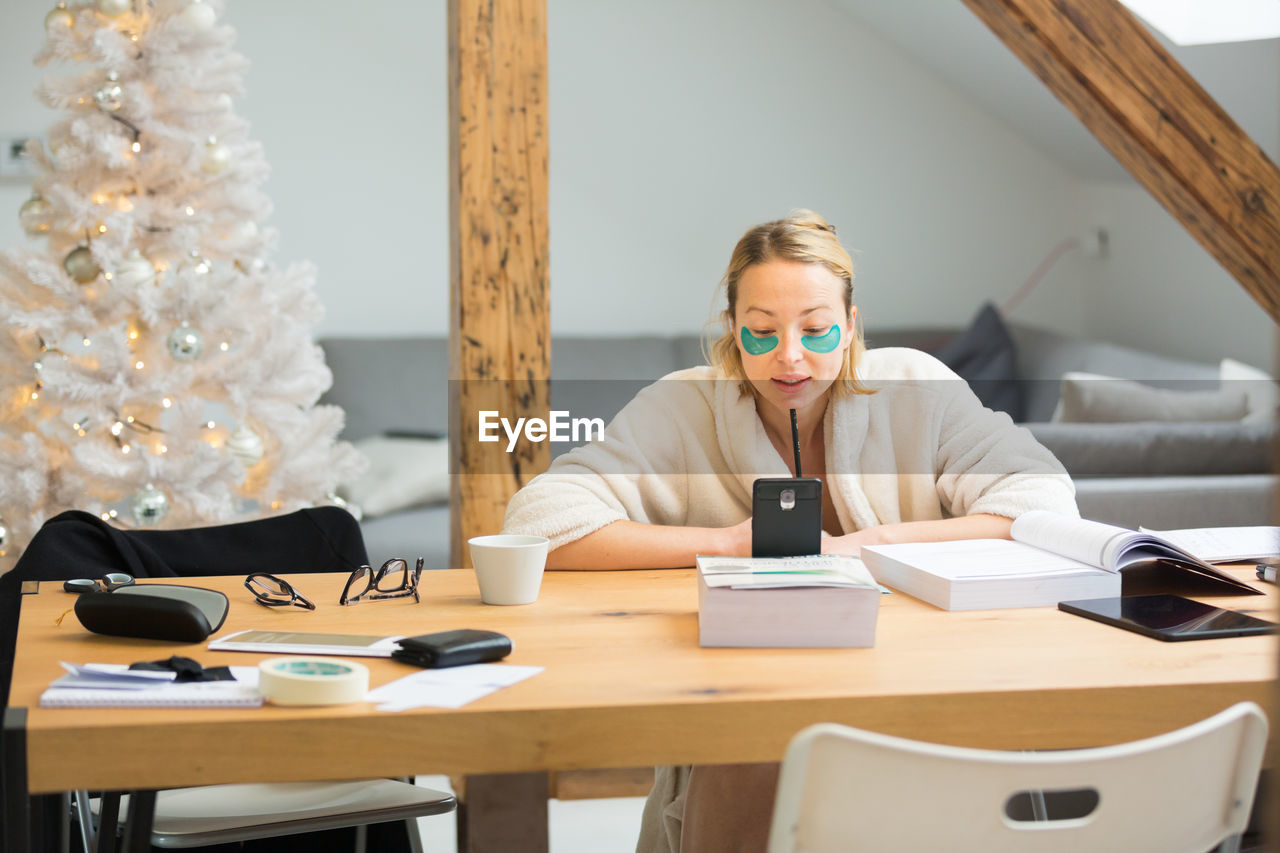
[468, 534, 550, 605]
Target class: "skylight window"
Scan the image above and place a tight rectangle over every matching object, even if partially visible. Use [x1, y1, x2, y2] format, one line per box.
[1119, 0, 1280, 45]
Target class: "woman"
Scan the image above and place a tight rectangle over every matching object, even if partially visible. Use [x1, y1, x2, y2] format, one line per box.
[503, 209, 1076, 852]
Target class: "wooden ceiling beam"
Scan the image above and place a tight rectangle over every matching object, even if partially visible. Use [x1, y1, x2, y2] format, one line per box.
[962, 0, 1280, 323]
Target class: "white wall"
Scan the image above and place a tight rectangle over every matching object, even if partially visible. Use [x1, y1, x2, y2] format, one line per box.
[0, 0, 1273, 368]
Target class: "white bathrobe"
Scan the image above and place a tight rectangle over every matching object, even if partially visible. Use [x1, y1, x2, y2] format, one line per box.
[502, 347, 1078, 852]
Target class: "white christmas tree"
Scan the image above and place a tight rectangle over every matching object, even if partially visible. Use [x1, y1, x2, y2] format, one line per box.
[0, 0, 364, 568]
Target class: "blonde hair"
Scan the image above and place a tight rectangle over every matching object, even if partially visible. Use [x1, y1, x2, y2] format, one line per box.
[706, 209, 869, 397]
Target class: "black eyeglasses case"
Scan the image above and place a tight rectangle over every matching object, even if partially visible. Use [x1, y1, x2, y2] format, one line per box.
[74, 585, 229, 643]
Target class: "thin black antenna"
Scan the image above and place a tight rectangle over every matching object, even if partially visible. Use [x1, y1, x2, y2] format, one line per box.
[790, 409, 802, 477]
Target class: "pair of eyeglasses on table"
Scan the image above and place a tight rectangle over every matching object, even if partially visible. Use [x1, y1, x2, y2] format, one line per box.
[62, 572, 135, 594]
[244, 557, 425, 609]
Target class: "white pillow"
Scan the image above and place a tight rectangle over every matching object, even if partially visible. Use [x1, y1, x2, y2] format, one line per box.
[338, 435, 450, 518]
[1051, 370, 1248, 423]
[1220, 357, 1278, 424]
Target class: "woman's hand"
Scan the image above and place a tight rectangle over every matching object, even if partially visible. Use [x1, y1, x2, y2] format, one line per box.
[717, 517, 754, 557]
[820, 528, 884, 558]
[821, 514, 1015, 559]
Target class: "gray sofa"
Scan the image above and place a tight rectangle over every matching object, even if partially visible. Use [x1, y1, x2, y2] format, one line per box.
[319, 324, 1276, 568]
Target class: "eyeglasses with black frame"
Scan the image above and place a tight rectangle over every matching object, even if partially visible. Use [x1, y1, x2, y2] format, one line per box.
[244, 572, 316, 611]
[63, 572, 135, 594]
[340, 557, 423, 606]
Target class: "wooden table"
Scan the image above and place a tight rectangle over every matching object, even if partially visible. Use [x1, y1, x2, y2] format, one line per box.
[5, 567, 1277, 851]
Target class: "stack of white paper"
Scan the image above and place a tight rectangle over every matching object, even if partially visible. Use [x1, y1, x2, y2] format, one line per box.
[696, 554, 881, 648]
[861, 539, 1120, 611]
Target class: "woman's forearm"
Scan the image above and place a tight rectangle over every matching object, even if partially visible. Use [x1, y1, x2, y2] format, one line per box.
[861, 513, 1013, 548]
[546, 519, 750, 570]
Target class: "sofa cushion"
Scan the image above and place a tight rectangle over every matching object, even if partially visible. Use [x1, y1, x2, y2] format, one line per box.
[1025, 421, 1274, 477]
[320, 338, 449, 440]
[1073, 474, 1278, 530]
[1052, 372, 1248, 423]
[338, 435, 450, 518]
[1220, 357, 1278, 424]
[930, 303, 1023, 420]
[1007, 324, 1221, 422]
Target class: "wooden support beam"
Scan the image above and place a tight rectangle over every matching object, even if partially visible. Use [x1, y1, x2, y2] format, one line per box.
[448, 2, 550, 847]
[962, 0, 1280, 323]
[447, 0, 550, 572]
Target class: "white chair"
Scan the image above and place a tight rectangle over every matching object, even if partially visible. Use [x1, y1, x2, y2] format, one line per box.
[83, 778, 455, 851]
[767, 701, 1268, 853]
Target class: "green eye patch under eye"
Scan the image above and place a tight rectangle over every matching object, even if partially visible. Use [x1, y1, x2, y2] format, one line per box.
[740, 327, 778, 355]
[802, 326, 841, 353]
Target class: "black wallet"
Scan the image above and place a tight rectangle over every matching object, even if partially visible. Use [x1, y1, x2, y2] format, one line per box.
[391, 629, 512, 668]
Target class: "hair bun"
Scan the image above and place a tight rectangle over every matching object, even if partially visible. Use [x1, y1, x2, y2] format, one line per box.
[789, 208, 835, 235]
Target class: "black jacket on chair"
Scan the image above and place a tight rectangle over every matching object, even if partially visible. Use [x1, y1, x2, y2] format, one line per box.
[0, 506, 415, 853]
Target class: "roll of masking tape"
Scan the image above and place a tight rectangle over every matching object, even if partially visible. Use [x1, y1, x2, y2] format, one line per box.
[258, 657, 369, 706]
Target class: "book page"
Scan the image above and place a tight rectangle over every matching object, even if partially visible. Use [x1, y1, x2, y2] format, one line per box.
[1010, 510, 1139, 571]
[1138, 526, 1280, 563]
[868, 539, 1104, 580]
[696, 554, 878, 589]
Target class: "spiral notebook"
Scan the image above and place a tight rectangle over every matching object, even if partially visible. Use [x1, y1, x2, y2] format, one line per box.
[40, 664, 263, 708]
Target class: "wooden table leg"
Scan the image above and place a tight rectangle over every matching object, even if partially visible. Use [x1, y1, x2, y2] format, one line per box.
[457, 772, 548, 853]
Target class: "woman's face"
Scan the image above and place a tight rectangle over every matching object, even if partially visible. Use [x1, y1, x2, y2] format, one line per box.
[732, 259, 855, 416]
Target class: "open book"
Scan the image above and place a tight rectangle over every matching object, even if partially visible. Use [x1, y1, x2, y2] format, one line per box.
[860, 511, 1261, 611]
[1136, 525, 1280, 564]
[1010, 511, 1260, 594]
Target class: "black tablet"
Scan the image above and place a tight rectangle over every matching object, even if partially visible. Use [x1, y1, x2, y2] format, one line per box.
[1058, 594, 1277, 641]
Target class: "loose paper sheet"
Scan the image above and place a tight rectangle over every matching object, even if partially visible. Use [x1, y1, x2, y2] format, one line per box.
[367, 664, 543, 711]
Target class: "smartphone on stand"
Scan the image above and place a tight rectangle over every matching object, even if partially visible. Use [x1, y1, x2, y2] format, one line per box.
[752, 477, 823, 557]
[751, 409, 823, 557]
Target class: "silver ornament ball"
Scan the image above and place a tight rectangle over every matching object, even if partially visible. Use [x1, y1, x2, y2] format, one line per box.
[97, 0, 130, 17]
[188, 251, 212, 276]
[131, 484, 169, 526]
[201, 138, 231, 175]
[64, 246, 101, 284]
[45, 4, 75, 29]
[94, 73, 124, 112]
[166, 323, 205, 362]
[110, 250, 156, 289]
[0, 521, 8, 551]
[19, 195, 55, 235]
[227, 425, 265, 468]
[180, 0, 216, 29]
[326, 493, 362, 522]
